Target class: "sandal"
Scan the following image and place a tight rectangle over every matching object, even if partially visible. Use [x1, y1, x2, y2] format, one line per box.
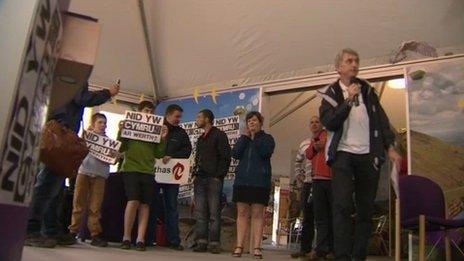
[232, 246, 244, 257]
[253, 248, 263, 259]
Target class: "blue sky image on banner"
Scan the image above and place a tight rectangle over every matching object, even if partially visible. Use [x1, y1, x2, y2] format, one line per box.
[156, 88, 261, 122]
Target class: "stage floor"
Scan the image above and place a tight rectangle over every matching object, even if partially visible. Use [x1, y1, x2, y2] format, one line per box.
[23, 242, 393, 261]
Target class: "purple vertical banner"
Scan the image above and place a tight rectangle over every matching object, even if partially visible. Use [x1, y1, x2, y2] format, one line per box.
[0, 0, 63, 260]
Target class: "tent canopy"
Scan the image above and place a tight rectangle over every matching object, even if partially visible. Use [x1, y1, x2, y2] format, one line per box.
[69, 0, 464, 98]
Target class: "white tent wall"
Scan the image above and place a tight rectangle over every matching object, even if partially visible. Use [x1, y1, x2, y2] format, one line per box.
[68, 0, 155, 96]
[144, 0, 464, 98]
[268, 83, 407, 178]
[66, 0, 464, 100]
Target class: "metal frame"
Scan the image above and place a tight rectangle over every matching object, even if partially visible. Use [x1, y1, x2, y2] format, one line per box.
[262, 54, 464, 94]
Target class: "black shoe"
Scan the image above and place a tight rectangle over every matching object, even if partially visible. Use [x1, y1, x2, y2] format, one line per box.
[210, 244, 221, 254]
[91, 236, 108, 247]
[307, 251, 319, 260]
[24, 233, 40, 246]
[121, 240, 131, 250]
[24, 234, 57, 248]
[55, 233, 77, 246]
[291, 251, 307, 258]
[193, 243, 208, 253]
[136, 241, 146, 251]
[325, 253, 335, 260]
[169, 244, 184, 251]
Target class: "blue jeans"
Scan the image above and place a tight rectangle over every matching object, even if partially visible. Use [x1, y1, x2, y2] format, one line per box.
[27, 167, 64, 236]
[193, 176, 223, 245]
[160, 183, 181, 246]
[146, 183, 181, 246]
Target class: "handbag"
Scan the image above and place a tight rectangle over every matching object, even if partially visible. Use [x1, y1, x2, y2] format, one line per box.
[39, 120, 89, 178]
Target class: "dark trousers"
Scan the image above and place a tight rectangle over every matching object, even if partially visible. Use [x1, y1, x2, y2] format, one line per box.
[194, 176, 223, 245]
[300, 182, 315, 253]
[27, 167, 65, 236]
[331, 152, 380, 261]
[147, 183, 163, 245]
[159, 183, 181, 246]
[313, 179, 334, 256]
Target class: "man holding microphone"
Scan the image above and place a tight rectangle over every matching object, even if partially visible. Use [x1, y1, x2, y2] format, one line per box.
[318, 48, 401, 261]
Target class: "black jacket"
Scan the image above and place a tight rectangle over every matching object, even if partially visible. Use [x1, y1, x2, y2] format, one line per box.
[51, 83, 111, 133]
[318, 78, 395, 168]
[194, 127, 231, 179]
[165, 122, 192, 159]
[232, 131, 275, 188]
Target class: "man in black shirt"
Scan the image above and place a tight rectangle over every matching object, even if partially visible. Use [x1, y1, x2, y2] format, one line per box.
[192, 109, 231, 254]
[154, 104, 192, 250]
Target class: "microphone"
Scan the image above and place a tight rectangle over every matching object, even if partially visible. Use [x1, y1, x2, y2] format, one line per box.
[350, 78, 360, 107]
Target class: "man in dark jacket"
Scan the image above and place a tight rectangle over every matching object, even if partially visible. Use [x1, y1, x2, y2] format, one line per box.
[25, 82, 119, 248]
[318, 48, 401, 261]
[152, 104, 192, 250]
[192, 109, 231, 254]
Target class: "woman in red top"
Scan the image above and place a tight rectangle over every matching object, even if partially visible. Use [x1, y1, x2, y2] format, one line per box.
[305, 116, 334, 259]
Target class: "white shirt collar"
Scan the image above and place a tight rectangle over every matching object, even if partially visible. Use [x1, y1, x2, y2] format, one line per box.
[339, 80, 348, 92]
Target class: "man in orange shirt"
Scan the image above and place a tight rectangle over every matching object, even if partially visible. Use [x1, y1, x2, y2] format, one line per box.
[306, 116, 334, 260]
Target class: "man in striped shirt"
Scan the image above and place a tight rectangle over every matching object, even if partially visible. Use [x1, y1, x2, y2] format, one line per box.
[291, 122, 315, 258]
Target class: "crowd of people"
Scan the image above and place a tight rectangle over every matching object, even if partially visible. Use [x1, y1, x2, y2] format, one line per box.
[24, 48, 401, 261]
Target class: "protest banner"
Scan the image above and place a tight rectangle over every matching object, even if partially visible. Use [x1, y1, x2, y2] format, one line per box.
[154, 158, 190, 185]
[121, 110, 164, 143]
[83, 131, 121, 164]
[215, 116, 240, 179]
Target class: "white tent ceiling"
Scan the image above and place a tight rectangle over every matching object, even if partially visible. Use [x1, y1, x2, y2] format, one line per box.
[69, 0, 464, 99]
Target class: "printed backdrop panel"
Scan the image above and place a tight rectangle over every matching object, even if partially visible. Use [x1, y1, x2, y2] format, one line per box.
[157, 88, 261, 203]
[406, 58, 464, 223]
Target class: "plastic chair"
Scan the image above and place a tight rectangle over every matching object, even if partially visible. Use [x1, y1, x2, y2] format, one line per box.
[397, 175, 464, 261]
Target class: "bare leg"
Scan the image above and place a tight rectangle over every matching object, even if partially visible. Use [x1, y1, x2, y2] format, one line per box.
[124, 200, 140, 241]
[251, 204, 265, 256]
[235, 203, 251, 254]
[136, 204, 150, 243]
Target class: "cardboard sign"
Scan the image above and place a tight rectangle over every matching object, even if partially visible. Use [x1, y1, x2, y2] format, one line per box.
[0, 0, 63, 207]
[121, 111, 164, 143]
[178, 183, 194, 199]
[154, 159, 190, 185]
[215, 116, 240, 179]
[83, 131, 121, 164]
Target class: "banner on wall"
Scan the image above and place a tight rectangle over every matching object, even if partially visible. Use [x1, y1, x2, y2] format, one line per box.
[157, 87, 261, 202]
[0, 0, 63, 207]
[180, 116, 241, 181]
[406, 58, 464, 222]
[121, 111, 164, 143]
[83, 131, 121, 164]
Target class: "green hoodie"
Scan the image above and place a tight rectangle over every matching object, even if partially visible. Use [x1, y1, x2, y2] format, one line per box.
[118, 132, 166, 174]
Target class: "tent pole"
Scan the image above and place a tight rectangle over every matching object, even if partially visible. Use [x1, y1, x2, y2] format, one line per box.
[270, 92, 304, 122]
[270, 94, 317, 127]
[137, 0, 161, 101]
